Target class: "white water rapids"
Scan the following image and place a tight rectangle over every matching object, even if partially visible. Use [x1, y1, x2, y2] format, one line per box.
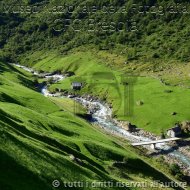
[11, 63, 190, 169]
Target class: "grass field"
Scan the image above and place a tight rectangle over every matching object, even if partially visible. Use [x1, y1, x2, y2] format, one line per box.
[1, 61, 181, 189]
[1, 0, 190, 188]
[22, 50, 190, 135]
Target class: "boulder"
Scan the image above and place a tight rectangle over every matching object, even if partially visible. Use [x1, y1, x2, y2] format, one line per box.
[136, 100, 144, 106]
[181, 121, 190, 132]
[69, 155, 83, 165]
[171, 112, 177, 116]
[121, 122, 136, 132]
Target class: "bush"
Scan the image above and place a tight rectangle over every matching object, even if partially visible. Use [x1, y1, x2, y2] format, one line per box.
[123, 157, 129, 165]
[47, 78, 54, 84]
[136, 100, 144, 106]
[170, 163, 181, 175]
[161, 132, 165, 139]
[33, 78, 38, 85]
[152, 53, 160, 58]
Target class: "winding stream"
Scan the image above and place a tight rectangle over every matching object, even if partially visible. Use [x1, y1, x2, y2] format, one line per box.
[11, 63, 190, 170]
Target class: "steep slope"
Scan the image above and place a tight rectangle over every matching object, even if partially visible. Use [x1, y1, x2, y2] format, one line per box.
[1, 0, 190, 64]
[0, 62, 181, 189]
[0, 0, 190, 188]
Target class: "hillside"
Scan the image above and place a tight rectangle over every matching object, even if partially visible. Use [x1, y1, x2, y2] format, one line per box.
[1, 0, 190, 89]
[0, 0, 190, 64]
[1, 0, 190, 189]
[18, 50, 190, 135]
[0, 61, 181, 190]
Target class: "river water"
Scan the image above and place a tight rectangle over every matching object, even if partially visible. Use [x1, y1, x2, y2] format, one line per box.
[11, 63, 190, 169]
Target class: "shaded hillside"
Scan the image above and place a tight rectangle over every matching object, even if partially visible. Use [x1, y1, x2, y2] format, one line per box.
[0, 0, 190, 63]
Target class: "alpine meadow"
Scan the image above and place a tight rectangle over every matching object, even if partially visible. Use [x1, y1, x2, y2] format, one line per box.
[1, 1, 190, 190]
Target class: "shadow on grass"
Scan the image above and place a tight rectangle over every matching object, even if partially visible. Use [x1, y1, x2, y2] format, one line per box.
[113, 158, 184, 190]
[0, 149, 50, 190]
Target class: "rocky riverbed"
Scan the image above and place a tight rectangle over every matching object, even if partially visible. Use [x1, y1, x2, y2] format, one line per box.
[72, 94, 190, 176]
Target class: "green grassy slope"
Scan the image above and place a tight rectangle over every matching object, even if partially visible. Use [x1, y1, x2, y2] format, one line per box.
[0, 61, 179, 189]
[0, 0, 190, 188]
[23, 51, 190, 134]
[1, 0, 190, 65]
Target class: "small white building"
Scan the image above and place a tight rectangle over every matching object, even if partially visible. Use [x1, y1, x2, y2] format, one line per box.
[71, 82, 82, 90]
[167, 124, 182, 137]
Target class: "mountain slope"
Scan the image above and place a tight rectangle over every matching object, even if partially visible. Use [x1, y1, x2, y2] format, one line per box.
[17, 50, 190, 134]
[0, 0, 190, 189]
[1, 0, 190, 64]
[0, 62, 181, 189]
